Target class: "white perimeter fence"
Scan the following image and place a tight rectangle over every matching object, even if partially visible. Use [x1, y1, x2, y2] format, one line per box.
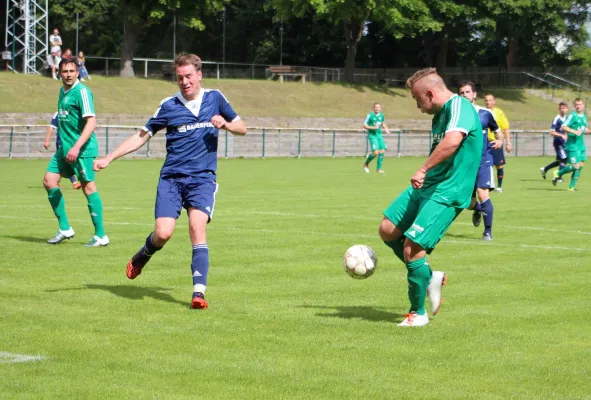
[1, 125, 588, 159]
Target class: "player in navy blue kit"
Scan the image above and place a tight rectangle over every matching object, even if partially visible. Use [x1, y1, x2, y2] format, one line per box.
[458, 82, 503, 241]
[93, 53, 247, 309]
[540, 101, 569, 181]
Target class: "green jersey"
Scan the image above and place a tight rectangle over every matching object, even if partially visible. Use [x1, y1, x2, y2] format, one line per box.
[57, 81, 98, 157]
[364, 112, 385, 135]
[563, 111, 587, 152]
[421, 95, 483, 208]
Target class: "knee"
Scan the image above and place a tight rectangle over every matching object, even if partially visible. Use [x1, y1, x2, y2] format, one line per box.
[82, 182, 96, 196]
[378, 219, 396, 241]
[43, 175, 56, 190]
[154, 225, 174, 243]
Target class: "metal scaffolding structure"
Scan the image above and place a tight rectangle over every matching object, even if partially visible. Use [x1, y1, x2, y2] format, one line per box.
[4, 0, 49, 74]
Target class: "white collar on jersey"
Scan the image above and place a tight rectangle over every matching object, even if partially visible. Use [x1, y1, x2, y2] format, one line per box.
[63, 79, 80, 94]
[175, 88, 205, 118]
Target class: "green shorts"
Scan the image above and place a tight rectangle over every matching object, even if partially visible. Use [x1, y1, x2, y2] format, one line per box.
[567, 150, 586, 165]
[383, 186, 463, 254]
[46, 151, 95, 182]
[368, 134, 386, 151]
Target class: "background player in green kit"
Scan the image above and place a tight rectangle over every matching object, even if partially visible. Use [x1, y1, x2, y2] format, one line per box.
[552, 98, 590, 191]
[362, 103, 391, 174]
[378, 68, 483, 327]
[42, 57, 108, 246]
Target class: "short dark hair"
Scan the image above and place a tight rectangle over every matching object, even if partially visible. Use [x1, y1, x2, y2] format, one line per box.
[457, 81, 476, 92]
[174, 53, 202, 72]
[559, 101, 568, 107]
[574, 97, 584, 104]
[59, 57, 79, 71]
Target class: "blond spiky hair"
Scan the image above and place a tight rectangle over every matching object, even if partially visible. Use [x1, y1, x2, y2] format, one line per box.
[406, 68, 437, 89]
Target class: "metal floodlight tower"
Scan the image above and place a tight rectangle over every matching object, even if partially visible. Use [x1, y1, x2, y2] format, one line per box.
[5, 0, 49, 74]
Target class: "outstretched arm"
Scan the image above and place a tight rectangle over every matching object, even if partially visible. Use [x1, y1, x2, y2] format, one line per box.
[93, 129, 151, 171]
[411, 131, 464, 189]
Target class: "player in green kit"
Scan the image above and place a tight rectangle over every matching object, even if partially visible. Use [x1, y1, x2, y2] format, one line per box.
[378, 68, 483, 327]
[43, 57, 109, 246]
[362, 103, 391, 174]
[552, 98, 590, 191]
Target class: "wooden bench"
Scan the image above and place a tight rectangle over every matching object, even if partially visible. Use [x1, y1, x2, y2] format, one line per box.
[268, 65, 307, 83]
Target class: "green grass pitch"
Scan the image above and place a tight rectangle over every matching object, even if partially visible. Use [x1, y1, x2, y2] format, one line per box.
[1, 157, 590, 399]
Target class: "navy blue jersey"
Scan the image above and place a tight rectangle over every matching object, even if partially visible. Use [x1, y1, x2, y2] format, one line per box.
[474, 105, 499, 165]
[50, 112, 62, 148]
[144, 89, 239, 178]
[551, 114, 566, 147]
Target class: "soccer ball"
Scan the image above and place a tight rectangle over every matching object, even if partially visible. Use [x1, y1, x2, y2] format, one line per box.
[343, 245, 378, 279]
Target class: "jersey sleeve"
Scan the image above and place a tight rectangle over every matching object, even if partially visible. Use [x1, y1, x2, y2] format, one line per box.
[143, 103, 168, 136]
[564, 113, 575, 129]
[445, 97, 475, 136]
[78, 87, 95, 118]
[364, 114, 372, 125]
[495, 109, 510, 130]
[217, 91, 239, 122]
[50, 112, 58, 128]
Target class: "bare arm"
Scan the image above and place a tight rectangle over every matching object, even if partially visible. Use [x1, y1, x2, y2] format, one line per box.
[411, 131, 464, 189]
[211, 116, 247, 136]
[44, 126, 54, 150]
[65, 116, 97, 163]
[549, 130, 567, 140]
[93, 129, 151, 170]
[382, 122, 391, 134]
[562, 126, 583, 136]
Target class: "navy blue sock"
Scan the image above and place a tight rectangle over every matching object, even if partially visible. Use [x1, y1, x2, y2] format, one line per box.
[497, 168, 504, 188]
[132, 232, 162, 266]
[481, 199, 494, 235]
[69, 175, 77, 183]
[191, 244, 209, 294]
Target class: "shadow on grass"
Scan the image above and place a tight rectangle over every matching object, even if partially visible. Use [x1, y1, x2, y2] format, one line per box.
[445, 232, 479, 240]
[525, 187, 562, 191]
[47, 284, 187, 307]
[308, 81, 406, 97]
[518, 179, 548, 182]
[1, 235, 49, 243]
[300, 305, 402, 323]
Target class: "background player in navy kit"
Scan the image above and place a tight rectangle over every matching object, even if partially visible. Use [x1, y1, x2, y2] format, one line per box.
[540, 102, 569, 181]
[44, 112, 81, 190]
[93, 53, 247, 309]
[458, 82, 502, 240]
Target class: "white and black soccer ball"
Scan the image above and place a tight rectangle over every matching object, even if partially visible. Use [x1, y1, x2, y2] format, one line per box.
[343, 245, 378, 279]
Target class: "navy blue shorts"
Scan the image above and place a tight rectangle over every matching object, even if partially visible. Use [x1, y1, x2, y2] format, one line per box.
[490, 147, 505, 166]
[554, 144, 567, 161]
[475, 163, 495, 190]
[155, 175, 219, 221]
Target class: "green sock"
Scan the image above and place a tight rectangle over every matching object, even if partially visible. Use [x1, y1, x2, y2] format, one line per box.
[377, 153, 384, 170]
[365, 153, 376, 165]
[86, 191, 105, 238]
[47, 187, 71, 231]
[384, 237, 405, 263]
[558, 165, 574, 177]
[406, 257, 432, 315]
[569, 167, 582, 189]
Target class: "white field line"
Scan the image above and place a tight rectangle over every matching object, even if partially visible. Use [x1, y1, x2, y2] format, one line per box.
[1, 206, 590, 236]
[0, 352, 46, 364]
[1, 215, 590, 252]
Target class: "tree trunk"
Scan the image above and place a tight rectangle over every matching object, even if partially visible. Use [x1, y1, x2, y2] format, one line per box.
[435, 31, 449, 71]
[120, 15, 139, 78]
[506, 37, 519, 69]
[343, 19, 366, 83]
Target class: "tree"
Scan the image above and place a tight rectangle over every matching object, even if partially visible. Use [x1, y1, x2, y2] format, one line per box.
[479, 0, 591, 68]
[266, 0, 440, 81]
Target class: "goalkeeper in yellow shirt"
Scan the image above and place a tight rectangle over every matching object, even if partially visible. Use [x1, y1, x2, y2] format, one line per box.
[484, 94, 511, 192]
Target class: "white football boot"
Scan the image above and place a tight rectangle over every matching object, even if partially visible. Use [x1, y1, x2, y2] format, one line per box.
[397, 312, 429, 327]
[427, 271, 446, 315]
